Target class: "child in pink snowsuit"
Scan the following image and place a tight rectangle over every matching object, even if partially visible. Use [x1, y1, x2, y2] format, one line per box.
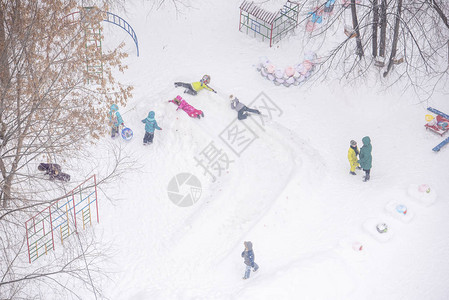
[169, 95, 204, 119]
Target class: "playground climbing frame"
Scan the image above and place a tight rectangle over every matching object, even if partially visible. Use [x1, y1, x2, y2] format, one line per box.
[25, 175, 99, 263]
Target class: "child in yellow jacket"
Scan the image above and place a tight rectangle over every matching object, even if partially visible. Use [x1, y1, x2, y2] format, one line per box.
[348, 140, 361, 175]
[174, 75, 217, 95]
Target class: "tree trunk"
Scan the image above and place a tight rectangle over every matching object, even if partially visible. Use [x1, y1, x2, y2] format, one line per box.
[350, 0, 364, 58]
[379, 0, 387, 57]
[0, 4, 9, 86]
[372, 0, 379, 57]
[383, 0, 403, 77]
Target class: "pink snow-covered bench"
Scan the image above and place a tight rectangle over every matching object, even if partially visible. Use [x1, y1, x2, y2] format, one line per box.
[169, 95, 204, 119]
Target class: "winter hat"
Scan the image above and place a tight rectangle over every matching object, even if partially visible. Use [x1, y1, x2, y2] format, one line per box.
[350, 140, 357, 146]
[202, 74, 211, 84]
[229, 94, 234, 99]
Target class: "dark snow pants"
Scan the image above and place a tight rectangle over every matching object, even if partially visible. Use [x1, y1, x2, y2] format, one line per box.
[174, 82, 197, 95]
[238, 106, 260, 120]
[143, 132, 154, 144]
[111, 125, 119, 138]
[363, 169, 371, 181]
[243, 262, 259, 279]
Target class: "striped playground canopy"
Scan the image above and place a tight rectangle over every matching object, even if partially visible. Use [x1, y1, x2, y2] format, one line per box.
[239, 0, 281, 25]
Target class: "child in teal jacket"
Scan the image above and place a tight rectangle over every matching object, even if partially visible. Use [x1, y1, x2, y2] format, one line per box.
[141, 111, 162, 145]
[109, 104, 124, 138]
[359, 136, 372, 182]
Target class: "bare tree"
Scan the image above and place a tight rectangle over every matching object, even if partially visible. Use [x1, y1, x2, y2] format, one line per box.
[350, 0, 364, 58]
[0, 0, 134, 298]
[372, 0, 379, 57]
[0, 142, 137, 299]
[383, 0, 403, 77]
[303, 0, 449, 99]
[379, 0, 387, 57]
[0, 0, 132, 208]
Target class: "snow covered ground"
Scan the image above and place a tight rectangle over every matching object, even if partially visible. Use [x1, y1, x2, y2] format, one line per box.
[87, 1, 449, 299]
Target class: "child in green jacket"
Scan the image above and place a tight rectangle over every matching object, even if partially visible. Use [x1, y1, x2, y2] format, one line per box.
[359, 136, 372, 182]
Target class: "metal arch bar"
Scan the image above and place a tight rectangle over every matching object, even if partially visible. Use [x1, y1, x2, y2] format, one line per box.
[103, 11, 139, 57]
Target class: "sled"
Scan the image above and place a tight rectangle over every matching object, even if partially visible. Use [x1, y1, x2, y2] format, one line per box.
[121, 127, 134, 141]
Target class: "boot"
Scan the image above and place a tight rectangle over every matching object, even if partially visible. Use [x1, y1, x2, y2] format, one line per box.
[253, 263, 259, 272]
[363, 174, 370, 182]
[243, 267, 250, 280]
[349, 171, 356, 175]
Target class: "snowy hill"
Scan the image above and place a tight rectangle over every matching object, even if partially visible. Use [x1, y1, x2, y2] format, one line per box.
[92, 1, 449, 299]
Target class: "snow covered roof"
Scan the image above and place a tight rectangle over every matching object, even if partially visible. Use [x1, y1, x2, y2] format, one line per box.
[239, 0, 281, 24]
[240, 0, 299, 24]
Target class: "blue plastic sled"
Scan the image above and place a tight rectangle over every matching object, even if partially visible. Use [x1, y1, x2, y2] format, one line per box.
[121, 127, 133, 141]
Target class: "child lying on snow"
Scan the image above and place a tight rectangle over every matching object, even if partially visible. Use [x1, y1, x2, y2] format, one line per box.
[174, 75, 217, 96]
[169, 95, 204, 119]
[38, 163, 71, 182]
[230, 95, 261, 120]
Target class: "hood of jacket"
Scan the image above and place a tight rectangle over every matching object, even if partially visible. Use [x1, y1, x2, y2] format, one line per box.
[147, 111, 155, 120]
[110, 104, 118, 113]
[362, 136, 371, 146]
[244, 241, 253, 251]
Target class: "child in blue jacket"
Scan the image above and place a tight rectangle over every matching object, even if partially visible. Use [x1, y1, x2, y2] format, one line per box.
[241, 241, 259, 280]
[109, 104, 124, 138]
[141, 111, 162, 145]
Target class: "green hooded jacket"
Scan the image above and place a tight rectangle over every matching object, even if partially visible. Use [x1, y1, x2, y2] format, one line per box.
[359, 136, 372, 170]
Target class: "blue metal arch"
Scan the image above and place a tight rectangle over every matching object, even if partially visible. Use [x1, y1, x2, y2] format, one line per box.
[103, 11, 139, 57]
